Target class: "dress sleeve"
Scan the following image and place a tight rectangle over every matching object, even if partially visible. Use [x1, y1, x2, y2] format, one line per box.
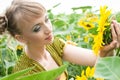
[52, 37, 66, 57]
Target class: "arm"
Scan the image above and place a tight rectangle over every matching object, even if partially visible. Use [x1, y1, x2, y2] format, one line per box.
[63, 44, 97, 66]
[62, 20, 120, 66]
[63, 40, 117, 67]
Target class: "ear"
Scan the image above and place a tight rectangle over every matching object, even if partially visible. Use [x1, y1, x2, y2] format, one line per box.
[15, 34, 26, 43]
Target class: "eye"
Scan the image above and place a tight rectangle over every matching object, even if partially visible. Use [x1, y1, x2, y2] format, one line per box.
[33, 24, 41, 32]
[45, 17, 49, 23]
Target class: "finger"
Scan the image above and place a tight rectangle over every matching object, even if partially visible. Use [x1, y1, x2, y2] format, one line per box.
[112, 21, 120, 47]
[113, 21, 120, 36]
[111, 24, 117, 41]
[111, 20, 117, 24]
[102, 40, 117, 52]
[99, 40, 117, 57]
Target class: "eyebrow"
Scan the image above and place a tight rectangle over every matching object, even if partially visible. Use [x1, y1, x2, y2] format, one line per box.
[32, 15, 48, 30]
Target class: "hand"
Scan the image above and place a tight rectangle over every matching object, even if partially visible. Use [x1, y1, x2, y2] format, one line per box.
[111, 20, 120, 48]
[99, 20, 120, 57]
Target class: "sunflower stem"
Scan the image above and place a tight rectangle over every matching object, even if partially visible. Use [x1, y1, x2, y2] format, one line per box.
[116, 48, 120, 57]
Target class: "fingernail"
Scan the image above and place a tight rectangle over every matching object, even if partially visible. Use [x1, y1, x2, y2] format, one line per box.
[111, 24, 113, 27]
[113, 40, 117, 43]
[113, 20, 117, 23]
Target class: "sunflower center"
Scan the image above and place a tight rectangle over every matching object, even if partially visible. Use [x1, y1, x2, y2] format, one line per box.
[86, 24, 91, 27]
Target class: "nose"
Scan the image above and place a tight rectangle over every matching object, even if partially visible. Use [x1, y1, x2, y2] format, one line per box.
[44, 23, 52, 34]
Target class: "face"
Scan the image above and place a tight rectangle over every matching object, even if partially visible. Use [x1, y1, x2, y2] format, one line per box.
[19, 13, 53, 47]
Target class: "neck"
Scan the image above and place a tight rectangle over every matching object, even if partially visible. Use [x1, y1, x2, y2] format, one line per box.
[25, 45, 47, 60]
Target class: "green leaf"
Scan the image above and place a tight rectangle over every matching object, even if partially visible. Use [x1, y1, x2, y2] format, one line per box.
[94, 56, 120, 80]
[1, 67, 34, 80]
[54, 19, 66, 27]
[115, 12, 120, 22]
[53, 3, 61, 8]
[72, 6, 92, 11]
[18, 64, 68, 80]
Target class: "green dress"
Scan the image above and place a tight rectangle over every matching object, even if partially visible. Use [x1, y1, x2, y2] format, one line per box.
[13, 37, 67, 79]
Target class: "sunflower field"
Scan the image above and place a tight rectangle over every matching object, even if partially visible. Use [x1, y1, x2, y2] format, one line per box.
[0, 5, 120, 80]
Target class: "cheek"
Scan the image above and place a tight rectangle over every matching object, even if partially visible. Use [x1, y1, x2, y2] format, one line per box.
[25, 33, 44, 43]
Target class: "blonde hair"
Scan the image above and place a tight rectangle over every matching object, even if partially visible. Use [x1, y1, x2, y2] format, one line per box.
[0, 0, 46, 37]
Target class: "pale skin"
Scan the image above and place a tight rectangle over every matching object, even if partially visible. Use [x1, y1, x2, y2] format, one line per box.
[15, 12, 120, 71]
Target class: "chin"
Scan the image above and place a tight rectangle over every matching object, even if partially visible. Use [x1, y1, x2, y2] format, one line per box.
[49, 38, 54, 43]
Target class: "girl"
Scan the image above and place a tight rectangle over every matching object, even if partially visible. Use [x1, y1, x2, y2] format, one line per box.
[0, 0, 120, 80]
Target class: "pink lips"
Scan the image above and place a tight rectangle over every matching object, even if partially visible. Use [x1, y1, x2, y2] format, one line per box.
[45, 35, 52, 41]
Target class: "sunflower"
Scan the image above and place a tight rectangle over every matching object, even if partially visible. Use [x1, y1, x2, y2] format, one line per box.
[86, 12, 98, 22]
[66, 35, 77, 46]
[78, 19, 95, 30]
[92, 6, 111, 55]
[16, 45, 23, 51]
[75, 66, 104, 80]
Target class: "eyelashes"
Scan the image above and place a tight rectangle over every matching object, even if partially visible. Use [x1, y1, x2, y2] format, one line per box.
[45, 17, 49, 23]
[32, 16, 49, 32]
[33, 24, 41, 32]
